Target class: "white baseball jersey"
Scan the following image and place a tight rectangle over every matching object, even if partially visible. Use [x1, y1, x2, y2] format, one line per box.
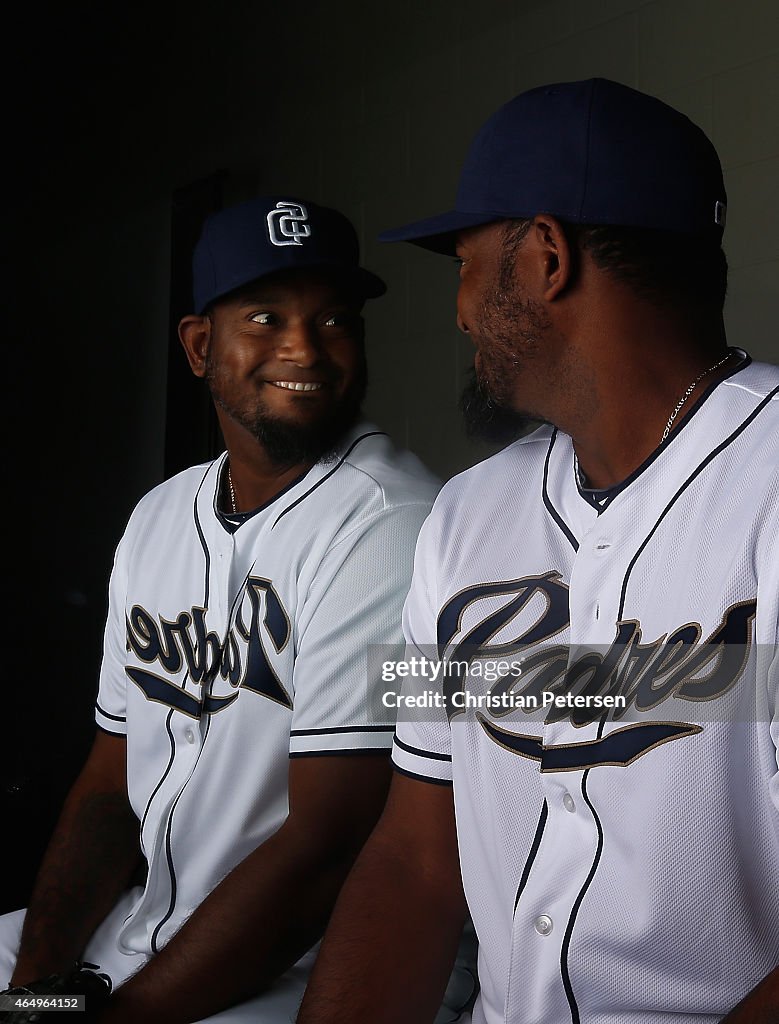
[95, 422, 440, 960]
[393, 353, 779, 1023]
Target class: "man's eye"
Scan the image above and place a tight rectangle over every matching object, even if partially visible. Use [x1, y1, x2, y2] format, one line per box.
[249, 312, 275, 325]
[323, 313, 354, 327]
[453, 258, 465, 271]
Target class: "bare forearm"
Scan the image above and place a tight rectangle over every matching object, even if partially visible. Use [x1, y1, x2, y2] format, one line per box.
[92, 752, 391, 1023]
[100, 824, 361, 1024]
[720, 965, 779, 1023]
[12, 782, 140, 983]
[296, 833, 468, 1024]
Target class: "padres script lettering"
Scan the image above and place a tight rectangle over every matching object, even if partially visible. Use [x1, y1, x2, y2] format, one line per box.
[437, 571, 756, 729]
[125, 576, 292, 718]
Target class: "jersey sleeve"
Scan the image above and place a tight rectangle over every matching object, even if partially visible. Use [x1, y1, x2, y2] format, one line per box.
[289, 502, 432, 757]
[94, 529, 132, 735]
[391, 505, 454, 786]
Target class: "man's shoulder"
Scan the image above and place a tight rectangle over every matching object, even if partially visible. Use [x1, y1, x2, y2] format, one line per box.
[434, 423, 555, 508]
[721, 355, 779, 408]
[125, 459, 218, 525]
[338, 424, 442, 512]
[708, 356, 779, 463]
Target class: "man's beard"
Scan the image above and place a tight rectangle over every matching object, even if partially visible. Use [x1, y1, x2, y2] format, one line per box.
[207, 359, 368, 468]
[459, 367, 540, 444]
[459, 264, 551, 444]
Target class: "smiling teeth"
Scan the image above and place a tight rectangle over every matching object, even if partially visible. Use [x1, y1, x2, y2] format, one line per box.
[271, 381, 323, 391]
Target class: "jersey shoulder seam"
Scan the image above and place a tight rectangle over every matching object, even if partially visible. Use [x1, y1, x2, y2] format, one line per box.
[337, 458, 438, 511]
[722, 379, 779, 400]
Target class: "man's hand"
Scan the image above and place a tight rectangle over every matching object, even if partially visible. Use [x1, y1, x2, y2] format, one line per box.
[0, 962, 112, 1022]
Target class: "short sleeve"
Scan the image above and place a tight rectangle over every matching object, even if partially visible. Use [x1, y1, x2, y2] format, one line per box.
[95, 531, 131, 735]
[289, 503, 432, 757]
[391, 508, 454, 786]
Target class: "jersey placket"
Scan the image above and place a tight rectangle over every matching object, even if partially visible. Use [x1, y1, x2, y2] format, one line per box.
[504, 504, 626, 1021]
[140, 516, 236, 952]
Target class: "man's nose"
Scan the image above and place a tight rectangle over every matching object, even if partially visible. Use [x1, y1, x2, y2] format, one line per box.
[276, 323, 321, 365]
[456, 311, 470, 334]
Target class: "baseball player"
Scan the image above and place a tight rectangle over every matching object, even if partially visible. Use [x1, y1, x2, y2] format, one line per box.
[295, 80, 779, 1023]
[0, 196, 456, 1023]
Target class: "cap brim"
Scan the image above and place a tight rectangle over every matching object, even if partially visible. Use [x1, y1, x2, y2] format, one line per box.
[196, 263, 386, 313]
[378, 210, 501, 255]
[355, 267, 387, 299]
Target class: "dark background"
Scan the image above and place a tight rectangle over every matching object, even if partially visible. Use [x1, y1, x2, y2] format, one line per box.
[4, 1, 778, 913]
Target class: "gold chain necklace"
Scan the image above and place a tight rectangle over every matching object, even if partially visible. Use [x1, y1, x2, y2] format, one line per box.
[660, 349, 734, 444]
[227, 465, 237, 513]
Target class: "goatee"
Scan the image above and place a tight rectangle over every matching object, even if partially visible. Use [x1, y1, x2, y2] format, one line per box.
[459, 367, 541, 445]
[207, 359, 368, 468]
[248, 396, 364, 467]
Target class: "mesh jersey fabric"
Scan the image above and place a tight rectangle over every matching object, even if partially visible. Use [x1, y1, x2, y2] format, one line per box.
[394, 358, 779, 1023]
[95, 422, 441, 956]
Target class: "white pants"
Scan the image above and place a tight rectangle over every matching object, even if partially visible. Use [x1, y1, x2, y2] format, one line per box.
[0, 891, 475, 1023]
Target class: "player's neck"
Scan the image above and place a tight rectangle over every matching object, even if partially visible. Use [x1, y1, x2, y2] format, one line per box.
[571, 340, 736, 489]
[224, 449, 315, 513]
[559, 301, 731, 489]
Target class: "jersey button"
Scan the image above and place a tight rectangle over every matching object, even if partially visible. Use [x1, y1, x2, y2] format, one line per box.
[563, 793, 576, 813]
[534, 915, 553, 936]
[184, 728, 196, 744]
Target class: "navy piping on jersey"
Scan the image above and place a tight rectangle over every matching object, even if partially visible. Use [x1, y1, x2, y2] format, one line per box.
[95, 702, 125, 723]
[140, 711, 176, 897]
[576, 472, 621, 512]
[557, 368, 769, 1018]
[513, 800, 549, 913]
[193, 463, 212, 605]
[145, 466, 215, 947]
[291, 724, 394, 736]
[618, 381, 778, 620]
[151, 700, 215, 953]
[144, 435, 386, 941]
[290, 748, 393, 758]
[560, 718, 607, 1023]
[272, 431, 387, 528]
[216, 462, 313, 534]
[392, 764, 454, 787]
[213, 431, 387, 532]
[393, 734, 453, 762]
[152, 768, 182, 953]
[575, 349, 752, 513]
[159, 569, 225, 949]
[542, 430, 579, 552]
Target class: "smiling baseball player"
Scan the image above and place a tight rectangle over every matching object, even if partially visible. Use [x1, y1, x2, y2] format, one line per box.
[0, 196, 450, 1023]
[295, 79, 779, 1024]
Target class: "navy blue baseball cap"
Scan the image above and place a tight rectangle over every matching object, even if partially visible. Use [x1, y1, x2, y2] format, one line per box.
[193, 195, 387, 313]
[379, 78, 727, 254]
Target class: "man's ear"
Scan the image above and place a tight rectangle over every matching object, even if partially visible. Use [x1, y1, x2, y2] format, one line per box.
[178, 315, 211, 378]
[531, 214, 574, 302]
